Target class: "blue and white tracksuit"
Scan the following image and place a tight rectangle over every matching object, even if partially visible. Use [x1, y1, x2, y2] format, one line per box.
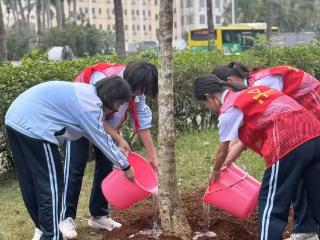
[5, 81, 129, 240]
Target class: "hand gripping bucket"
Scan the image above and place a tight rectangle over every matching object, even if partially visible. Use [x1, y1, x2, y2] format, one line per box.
[102, 152, 158, 210]
[203, 164, 261, 219]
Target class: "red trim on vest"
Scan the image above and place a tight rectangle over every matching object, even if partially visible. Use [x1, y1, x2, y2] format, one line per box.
[249, 66, 304, 97]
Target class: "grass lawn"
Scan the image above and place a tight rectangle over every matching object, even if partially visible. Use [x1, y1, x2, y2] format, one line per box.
[0, 128, 263, 240]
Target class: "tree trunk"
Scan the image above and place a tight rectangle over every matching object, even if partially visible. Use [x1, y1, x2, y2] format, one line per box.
[41, 0, 46, 31]
[46, 0, 51, 29]
[207, 0, 215, 51]
[266, 0, 272, 41]
[61, 0, 66, 25]
[0, 0, 7, 61]
[27, 0, 31, 24]
[158, 0, 192, 239]
[113, 0, 125, 58]
[17, 0, 27, 26]
[73, 0, 77, 23]
[55, 0, 63, 29]
[36, 0, 42, 34]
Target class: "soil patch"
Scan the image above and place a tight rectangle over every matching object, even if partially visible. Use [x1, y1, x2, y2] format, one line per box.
[102, 188, 294, 240]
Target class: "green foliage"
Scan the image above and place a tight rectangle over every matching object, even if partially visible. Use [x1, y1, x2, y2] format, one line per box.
[40, 24, 116, 57]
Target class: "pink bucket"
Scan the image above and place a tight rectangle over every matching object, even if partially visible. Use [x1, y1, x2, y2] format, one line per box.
[102, 152, 158, 210]
[203, 164, 261, 219]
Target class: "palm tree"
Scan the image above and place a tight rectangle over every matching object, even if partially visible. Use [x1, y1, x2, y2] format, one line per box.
[55, 0, 63, 29]
[113, 0, 125, 58]
[207, 0, 215, 51]
[0, 0, 7, 61]
[158, 0, 192, 238]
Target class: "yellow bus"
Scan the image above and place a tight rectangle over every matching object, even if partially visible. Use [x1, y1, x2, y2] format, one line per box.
[188, 23, 279, 54]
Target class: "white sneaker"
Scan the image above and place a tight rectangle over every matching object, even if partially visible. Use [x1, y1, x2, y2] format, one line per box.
[32, 228, 42, 240]
[59, 217, 78, 239]
[88, 216, 122, 231]
[285, 233, 319, 240]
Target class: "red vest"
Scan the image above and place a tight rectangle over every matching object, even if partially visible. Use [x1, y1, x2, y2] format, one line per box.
[74, 62, 140, 132]
[221, 86, 320, 167]
[249, 66, 320, 120]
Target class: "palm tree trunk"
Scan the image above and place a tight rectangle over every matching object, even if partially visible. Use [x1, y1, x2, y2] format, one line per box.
[26, 0, 31, 24]
[41, 0, 46, 31]
[113, 0, 125, 58]
[266, 0, 272, 41]
[0, 0, 7, 61]
[55, 0, 63, 29]
[73, 0, 77, 23]
[61, 0, 66, 25]
[158, 0, 192, 238]
[17, 0, 27, 26]
[207, 0, 215, 51]
[46, 0, 51, 29]
[36, 0, 42, 34]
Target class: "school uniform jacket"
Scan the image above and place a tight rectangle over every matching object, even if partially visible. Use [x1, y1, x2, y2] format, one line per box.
[5, 81, 129, 169]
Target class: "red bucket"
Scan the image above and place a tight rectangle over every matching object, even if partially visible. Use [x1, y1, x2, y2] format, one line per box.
[203, 164, 261, 219]
[101, 152, 158, 210]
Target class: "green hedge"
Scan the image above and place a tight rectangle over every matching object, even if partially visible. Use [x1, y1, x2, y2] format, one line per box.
[1, 42, 320, 131]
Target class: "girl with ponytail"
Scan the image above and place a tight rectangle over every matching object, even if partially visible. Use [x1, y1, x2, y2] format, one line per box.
[193, 74, 320, 240]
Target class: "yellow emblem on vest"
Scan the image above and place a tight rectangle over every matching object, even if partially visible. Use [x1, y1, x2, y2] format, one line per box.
[247, 88, 277, 104]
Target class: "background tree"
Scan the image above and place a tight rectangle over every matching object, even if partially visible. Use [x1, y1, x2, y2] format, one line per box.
[265, 0, 272, 41]
[207, 0, 215, 51]
[158, 0, 192, 238]
[0, 0, 7, 61]
[55, 0, 63, 29]
[113, 0, 125, 58]
[36, 0, 42, 34]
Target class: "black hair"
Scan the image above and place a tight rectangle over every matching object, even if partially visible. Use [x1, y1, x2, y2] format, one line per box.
[123, 61, 158, 97]
[95, 76, 132, 112]
[193, 74, 247, 101]
[212, 61, 250, 81]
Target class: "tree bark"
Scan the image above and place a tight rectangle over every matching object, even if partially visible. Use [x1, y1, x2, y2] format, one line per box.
[55, 0, 63, 29]
[207, 0, 215, 51]
[113, 0, 126, 58]
[0, 0, 7, 61]
[36, 0, 42, 34]
[27, 0, 31, 24]
[73, 0, 77, 23]
[158, 0, 192, 239]
[61, 0, 66, 25]
[266, 0, 272, 41]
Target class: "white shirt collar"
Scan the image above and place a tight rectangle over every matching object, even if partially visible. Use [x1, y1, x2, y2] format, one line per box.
[220, 90, 229, 104]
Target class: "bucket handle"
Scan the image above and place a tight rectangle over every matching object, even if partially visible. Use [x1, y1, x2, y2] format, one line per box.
[207, 172, 249, 194]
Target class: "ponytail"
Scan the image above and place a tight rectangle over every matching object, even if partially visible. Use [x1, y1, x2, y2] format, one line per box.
[212, 61, 250, 81]
[193, 74, 247, 101]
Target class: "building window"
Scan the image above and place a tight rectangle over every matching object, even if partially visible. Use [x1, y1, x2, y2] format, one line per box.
[174, 8, 176, 13]
[107, 25, 110, 30]
[155, 14, 158, 20]
[133, 25, 135, 30]
[143, 10, 146, 16]
[181, 0, 184, 8]
[92, 8, 95, 14]
[79, 7, 83, 14]
[216, 15, 221, 24]
[154, 0, 158, 5]
[98, 8, 101, 14]
[215, 0, 220, 8]
[174, 22, 177, 28]
[181, 15, 184, 25]
[143, 25, 146, 31]
[137, 25, 140, 30]
[200, 0, 205, 8]
[112, 9, 114, 14]
[187, 15, 193, 24]
[148, 10, 151, 17]
[107, 9, 110, 15]
[132, 9, 135, 15]
[124, 9, 127, 15]
[186, 0, 192, 8]
[113, 25, 115, 30]
[85, 7, 88, 13]
[99, 24, 102, 30]
[136, 10, 139, 16]
[200, 14, 206, 24]
[149, 25, 152, 31]
[125, 25, 128, 30]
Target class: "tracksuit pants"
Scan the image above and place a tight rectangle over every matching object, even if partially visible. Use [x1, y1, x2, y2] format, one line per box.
[259, 137, 320, 240]
[60, 137, 114, 220]
[6, 126, 64, 240]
